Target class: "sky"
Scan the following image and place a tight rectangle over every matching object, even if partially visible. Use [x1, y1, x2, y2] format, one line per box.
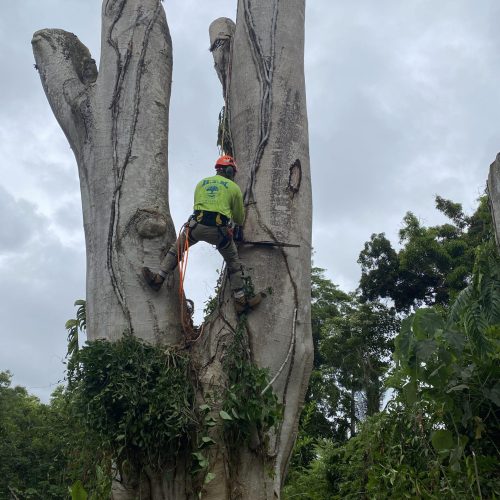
[1, 0, 499, 402]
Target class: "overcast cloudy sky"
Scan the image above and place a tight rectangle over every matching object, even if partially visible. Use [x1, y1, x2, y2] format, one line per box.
[1, 0, 499, 401]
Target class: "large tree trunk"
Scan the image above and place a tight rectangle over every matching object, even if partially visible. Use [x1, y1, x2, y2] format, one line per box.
[33, 0, 312, 498]
[203, 2, 312, 497]
[32, 0, 180, 345]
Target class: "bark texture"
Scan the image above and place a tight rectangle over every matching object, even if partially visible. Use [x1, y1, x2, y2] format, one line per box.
[199, 1, 313, 497]
[32, 0, 180, 346]
[33, 0, 312, 498]
[33, 1, 187, 497]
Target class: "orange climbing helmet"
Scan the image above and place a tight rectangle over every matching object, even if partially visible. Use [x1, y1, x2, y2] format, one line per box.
[215, 155, 238, 172]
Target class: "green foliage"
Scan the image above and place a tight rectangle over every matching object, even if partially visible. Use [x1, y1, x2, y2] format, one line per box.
[63, 302, 281, 491]
[289, 401, 332, 471]
[217, 105, 234, 156]
[389, 243, 500, 483]
[221, 316, 283, 447]
[203, 268, 225, 318]
[283, 440, 333, 500]
[359, 195, 492, 311]
[449, 241, 500, 356]
[285, 239, 500, 499]
[67, 333, 198, 473]
[311, 267, 353, 368]
[321, 300, 398, 430]
[65, 299, 86, 375]
[289, 269, 398, 475]
[286, 407, 472, 499]
[288, 266, 353, 472]
[0, 373, 70, 499]
[203, 294, 218, 318]
[69, 480, 88, 500]
[358, 232, 400, 306]
[301, 268, 353, 439]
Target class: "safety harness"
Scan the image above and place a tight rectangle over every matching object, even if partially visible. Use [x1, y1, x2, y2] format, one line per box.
[191, 210, 232, 250]
[193, 210, 229, 227]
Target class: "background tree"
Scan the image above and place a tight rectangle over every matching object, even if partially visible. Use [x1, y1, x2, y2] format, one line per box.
[0, 372, 67, 499]
[284, 219, 500, 500]
[309, 268, 352, 433]
[289, 268, 352, 468]
[358, 195, 491, 311]
[289, 269, 397, 474]
[320, 300, 397, 438]
[0, 372, 113, 498]
[32, 0, 312, 498]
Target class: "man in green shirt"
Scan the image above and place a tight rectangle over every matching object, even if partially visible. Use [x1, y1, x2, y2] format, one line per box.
[142, 155, 261, 313]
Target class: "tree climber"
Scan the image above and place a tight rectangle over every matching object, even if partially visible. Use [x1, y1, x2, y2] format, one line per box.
[142, 155, 262, 313]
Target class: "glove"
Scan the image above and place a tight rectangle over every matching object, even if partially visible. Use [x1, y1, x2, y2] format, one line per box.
[234, 225, 244, 242]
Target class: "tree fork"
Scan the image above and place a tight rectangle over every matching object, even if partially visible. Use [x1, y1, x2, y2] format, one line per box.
[33, 0, 313, 498]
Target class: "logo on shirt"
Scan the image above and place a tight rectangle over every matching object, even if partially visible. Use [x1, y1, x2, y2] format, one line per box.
[206, 185, 219, 198]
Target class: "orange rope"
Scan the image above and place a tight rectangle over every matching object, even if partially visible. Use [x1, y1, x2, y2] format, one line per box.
[175, 224, 207, 343]
[177, 224, 191, 335]
[177, 225, 189, 295]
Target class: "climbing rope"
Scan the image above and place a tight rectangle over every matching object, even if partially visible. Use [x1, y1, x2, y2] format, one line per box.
[175, 225, 208, 343]
[176, 224, 195, 338]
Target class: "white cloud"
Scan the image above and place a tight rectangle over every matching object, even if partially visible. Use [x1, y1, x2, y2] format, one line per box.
[0, 195, 85, 401]
[1, 0, 500, 400]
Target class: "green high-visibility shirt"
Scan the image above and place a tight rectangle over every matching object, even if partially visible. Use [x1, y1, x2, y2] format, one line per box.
[193, 175, 245, 225]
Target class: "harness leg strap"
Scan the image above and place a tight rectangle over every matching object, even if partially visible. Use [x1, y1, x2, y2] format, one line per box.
[216, 227, 230, 250]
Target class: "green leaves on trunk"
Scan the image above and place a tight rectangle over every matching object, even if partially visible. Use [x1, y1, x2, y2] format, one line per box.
[67, 333, 198, 474]
[221, 316, 283, 447]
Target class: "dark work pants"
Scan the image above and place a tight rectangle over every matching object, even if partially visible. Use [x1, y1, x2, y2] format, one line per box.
[159, 220, 245, 295]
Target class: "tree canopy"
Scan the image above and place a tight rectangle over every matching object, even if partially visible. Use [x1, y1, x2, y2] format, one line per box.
[2, 194, 498, 498]
[284, 194, 500, 499]
[358, 195, 491, 311]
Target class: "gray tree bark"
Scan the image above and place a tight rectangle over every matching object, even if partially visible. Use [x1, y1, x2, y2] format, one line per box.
[32, 0, 180, 346]
[33, 0, 312, 498]
[488, 153, 500, 250]
[201, 2, 313, 497]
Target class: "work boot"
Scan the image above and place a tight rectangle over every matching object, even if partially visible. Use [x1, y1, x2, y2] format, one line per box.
[234, 292, 263, 314]
[142, 267, 165, 292]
